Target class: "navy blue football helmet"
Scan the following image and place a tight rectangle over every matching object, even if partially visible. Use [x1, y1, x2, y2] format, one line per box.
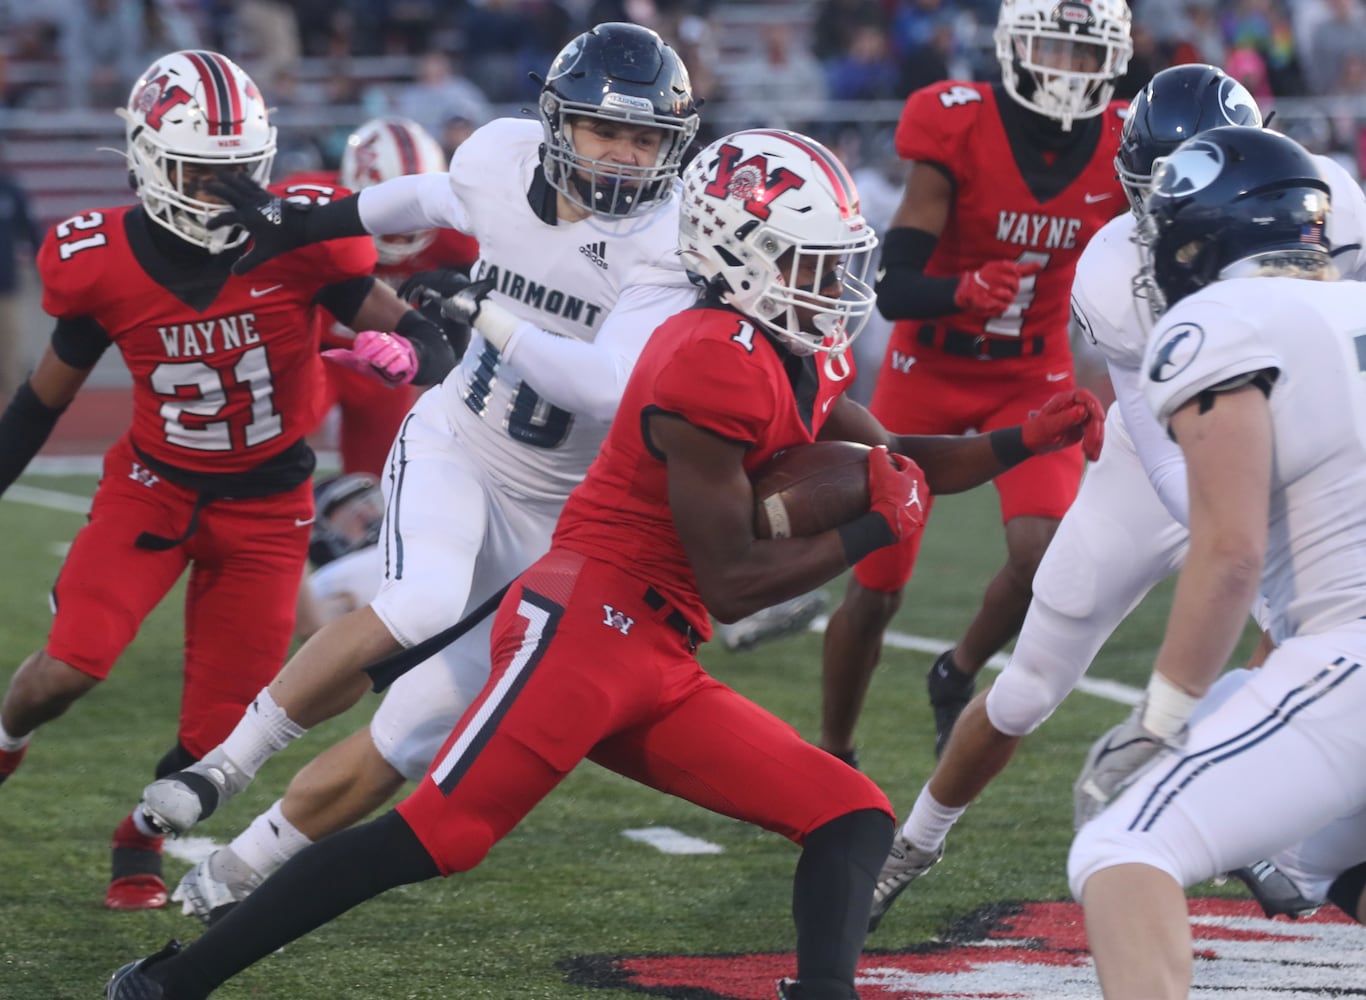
[1138, 127, 1332, 316]
[538, 22, 700, 218]
[1116, 64, 1262, 215]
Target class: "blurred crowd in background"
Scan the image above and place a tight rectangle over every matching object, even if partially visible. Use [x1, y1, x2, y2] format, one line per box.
[1, 0, 1365, 231]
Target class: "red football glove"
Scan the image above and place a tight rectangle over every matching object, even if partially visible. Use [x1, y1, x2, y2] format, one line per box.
[953, 260, 1043, 318]
[1022, 389, 1106, 461]
[868, 445, 930, 542]
[323, 330, 418, 386]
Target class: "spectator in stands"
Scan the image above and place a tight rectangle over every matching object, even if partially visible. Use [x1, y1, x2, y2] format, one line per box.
[234, 0, 302, 92]
[811, 0, 884, 63]
[0, 148, 41, 400]
[58, 0, 146, 109]
[825, 20, 901, 102]
[1165, 0, 1227, 69]
[724, 23, 829, 132]
[1305, 0, 1366, 95]
[392, 51, 491, 146]
[1221, 0, 1303, 96]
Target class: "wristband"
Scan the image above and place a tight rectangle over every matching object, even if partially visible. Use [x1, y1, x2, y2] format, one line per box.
[1141, 671, 1200, 740]
[472, 298, 522, 353]
[837, 511, 896, 564]
[989, 426, 1032, 467]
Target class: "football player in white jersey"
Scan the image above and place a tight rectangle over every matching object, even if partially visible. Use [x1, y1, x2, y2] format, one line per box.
[867, 64, 1366, 931]
[133, 22, 704, 848]
[1068, 124, 1366, 1000]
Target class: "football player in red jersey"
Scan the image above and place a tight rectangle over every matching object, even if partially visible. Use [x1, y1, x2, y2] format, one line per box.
[0, 50, 456, 911]
[304, 116, 479, 475]
[820, 0, 1131, 765]
[105, 128, 1101, 1000]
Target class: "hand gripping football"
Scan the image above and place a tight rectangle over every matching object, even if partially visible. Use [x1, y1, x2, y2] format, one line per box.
[752, 441, 873, 539]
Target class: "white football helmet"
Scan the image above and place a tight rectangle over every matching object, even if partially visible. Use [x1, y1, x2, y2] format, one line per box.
[119, 50, 276, 253]
[679, 129, 878, 361]
[339, 117, 448, 265]
[995, 0, 1133, 130]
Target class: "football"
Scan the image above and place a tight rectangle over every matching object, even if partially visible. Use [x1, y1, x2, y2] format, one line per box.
[752, 440, 873, 539]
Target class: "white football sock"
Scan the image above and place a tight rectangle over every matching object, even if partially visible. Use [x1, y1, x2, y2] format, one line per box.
[230, 799, 313, 879]
[0, 718, 31, 752]
[218, 688, 307, 778]
[900, 786, 967, 852]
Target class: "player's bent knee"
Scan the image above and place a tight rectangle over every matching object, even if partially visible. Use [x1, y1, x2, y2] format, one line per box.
[984, 667, 1060, 737]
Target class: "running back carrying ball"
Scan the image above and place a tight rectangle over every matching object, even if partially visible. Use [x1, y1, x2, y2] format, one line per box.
[752, 441, 873, 539]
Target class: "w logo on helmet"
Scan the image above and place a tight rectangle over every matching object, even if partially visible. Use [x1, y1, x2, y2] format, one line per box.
[132, 73, 193, 132]
[703, 144, 805, 221]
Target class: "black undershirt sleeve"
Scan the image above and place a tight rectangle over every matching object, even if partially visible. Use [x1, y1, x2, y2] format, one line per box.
[874, 227, 961, 320]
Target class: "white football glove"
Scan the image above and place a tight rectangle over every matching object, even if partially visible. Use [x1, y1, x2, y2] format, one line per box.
[1073, 705, 1180, 829]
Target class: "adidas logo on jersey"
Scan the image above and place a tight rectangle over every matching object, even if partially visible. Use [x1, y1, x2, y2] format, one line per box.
[579, 241, 608, 270]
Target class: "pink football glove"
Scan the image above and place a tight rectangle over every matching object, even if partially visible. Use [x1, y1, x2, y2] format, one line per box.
[323, 330, 417, 386]
[868, 445, 931, 542]
[1022, 388, 1106, 461]
[953, 260, 1042, 318]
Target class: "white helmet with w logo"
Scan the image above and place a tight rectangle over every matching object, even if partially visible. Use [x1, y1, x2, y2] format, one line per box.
[679, 129, 878, 358]
[339, 117, 449, 265]
[120, 50, 276, 252]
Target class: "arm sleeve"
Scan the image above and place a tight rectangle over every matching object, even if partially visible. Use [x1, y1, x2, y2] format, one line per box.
[357, 173, 473, 237]
[314, 275, 375, 328]
[1110, 361, 1190, 525]
[0, 381, 66, 495]
[874, 226, 961, 320]
[497, 282, 700, 423]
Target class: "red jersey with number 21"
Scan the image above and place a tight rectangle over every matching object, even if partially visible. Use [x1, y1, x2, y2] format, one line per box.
[38, 188, 377, 474]
[896, 81, 1125, 349]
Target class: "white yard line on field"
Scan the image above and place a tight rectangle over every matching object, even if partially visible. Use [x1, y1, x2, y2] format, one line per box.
[7, 477, 1143, 866]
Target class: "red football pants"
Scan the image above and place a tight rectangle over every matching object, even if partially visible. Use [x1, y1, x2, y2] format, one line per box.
[397, 550, 893, 874]
[46, 435, 313, 756]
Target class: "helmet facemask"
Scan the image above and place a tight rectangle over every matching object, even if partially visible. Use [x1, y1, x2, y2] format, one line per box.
[541, 100, 697, 217]
[123, 129, 274, 253]
[995, 0, 1132, 131]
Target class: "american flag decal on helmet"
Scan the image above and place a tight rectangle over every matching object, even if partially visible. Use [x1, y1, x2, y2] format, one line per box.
[182, 50, 244, 136]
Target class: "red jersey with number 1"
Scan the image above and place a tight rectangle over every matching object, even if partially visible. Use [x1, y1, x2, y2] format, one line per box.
[896, 81, 1125, 357]
[555, 303, 850, 637]
[38, 189, 377, 474]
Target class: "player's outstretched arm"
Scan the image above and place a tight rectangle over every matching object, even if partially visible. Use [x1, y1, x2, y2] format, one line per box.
[207, 174, 367, 274]
[0, 342, 93, 496]
[820, 388, 1104, 495]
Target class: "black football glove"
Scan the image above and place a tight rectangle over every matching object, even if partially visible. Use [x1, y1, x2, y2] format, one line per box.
[206, 173, 365, 274]
[396, 268, 475, 305]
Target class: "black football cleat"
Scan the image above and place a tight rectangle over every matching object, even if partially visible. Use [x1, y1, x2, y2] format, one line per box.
[106, 939, 180, 999]
[1228, 860, 1321, 919]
